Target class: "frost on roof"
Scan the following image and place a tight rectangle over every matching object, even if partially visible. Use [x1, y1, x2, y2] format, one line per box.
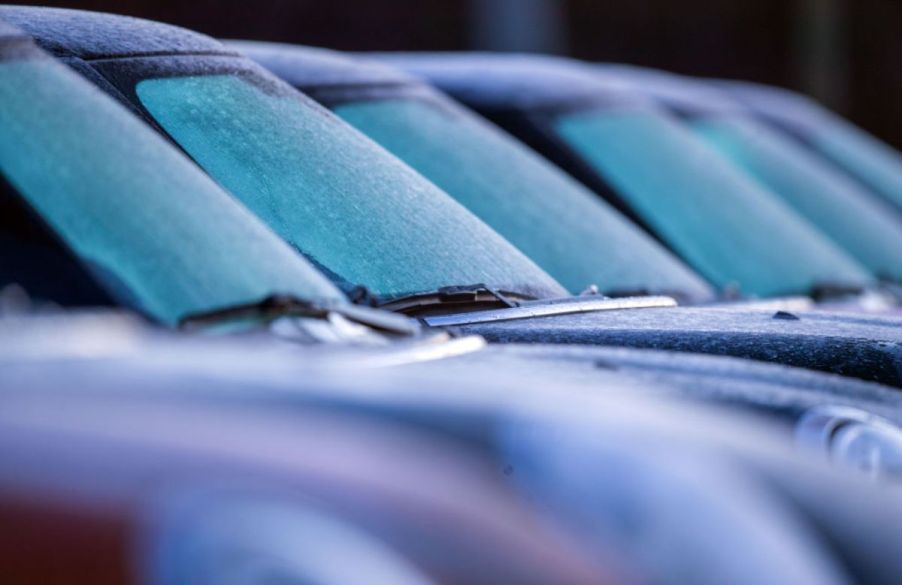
[714, 80, 829, 134]
[596, 64, 744, 117]
[0, 6, 234, 60]
[371, 52, 648, 110]
[231, 41, 415, 89]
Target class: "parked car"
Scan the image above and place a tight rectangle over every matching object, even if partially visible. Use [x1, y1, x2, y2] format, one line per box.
[5, 10, 902, 585]
[375, 52, 876, 301]
[9, 310, 902, 479]
[595, 64, 902, 293]
[5, 314, 902, 585]
[9, 10, 902, 439]
[7, 8, 902, 388]
[231, 41, 714, 304]
[0, 366, 616, 584]
[0, 16, 428, 345]
[718, 79, 902, 216]
[11, 15, 902, 448]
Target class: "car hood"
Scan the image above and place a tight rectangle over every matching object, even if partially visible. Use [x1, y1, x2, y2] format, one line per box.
[442, 306, 902, 387]
[5, 310, 901, 430]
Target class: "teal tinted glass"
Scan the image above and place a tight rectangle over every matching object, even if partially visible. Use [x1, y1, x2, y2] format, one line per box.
[553, 108, 873, 297]
[136, 75, 564, 300]
[813, 117, 902, 213]
[694, 117, 902, 281]
[334, 98, 713, 300]
[0, 56, 343, 325]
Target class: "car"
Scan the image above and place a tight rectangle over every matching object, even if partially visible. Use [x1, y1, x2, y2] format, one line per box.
[0, 15, 430, 346]
[231, 41, 714, 304]
[594, 64, 902, 294]
[8, 8, 902, 388]
[9, 310, 902, 479]
[718, 79, 902, 216]
[0, 361, 615, 585]
[375, 52, 876, 302]
[6, 314, 902, 585]
[12, 16, 902, 446]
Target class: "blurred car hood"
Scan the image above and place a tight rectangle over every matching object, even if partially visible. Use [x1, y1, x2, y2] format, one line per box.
[4, 312, 902, 584]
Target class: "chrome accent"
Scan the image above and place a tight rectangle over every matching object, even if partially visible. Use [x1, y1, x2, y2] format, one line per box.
[422, 295, 677, 327]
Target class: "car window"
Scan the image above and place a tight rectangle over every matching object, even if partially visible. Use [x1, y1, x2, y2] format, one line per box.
[812, 116, 902, 213]
[552, 107, 873, 297]
[693, 117, 902, 281]
[334, 98, 713, 301]
[136, 74, 564, 301]
[0, 54, 343, 324]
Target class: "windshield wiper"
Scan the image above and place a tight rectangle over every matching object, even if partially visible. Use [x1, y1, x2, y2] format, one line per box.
[373, 284, 535, 315]
[178, 294, 420, 336]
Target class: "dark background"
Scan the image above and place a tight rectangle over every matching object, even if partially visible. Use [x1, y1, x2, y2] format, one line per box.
[14, 0, 901, 147]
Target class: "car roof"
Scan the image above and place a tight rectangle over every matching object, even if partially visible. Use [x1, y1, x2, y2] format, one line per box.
[0, 18, 27, 41]
[0, 6, 236, 60]
[230, 40, 416, 90]
[594, 64, 744, 117]
[371, 52, 652, 111]
[715, 79, 827, 134]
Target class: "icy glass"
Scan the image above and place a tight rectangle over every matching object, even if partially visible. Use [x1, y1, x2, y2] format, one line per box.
[694, 117, 902, 281]
[553, 108, 873, 297]
[813, 117, 902, 213]
[335, 98, 713, 300]
[0, 56, 343, 325]
[137, 75, 564, 300]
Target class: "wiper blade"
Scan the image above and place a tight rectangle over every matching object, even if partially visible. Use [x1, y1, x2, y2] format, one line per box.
[178, 294, 420, 336]
[375, 284, 535, 315]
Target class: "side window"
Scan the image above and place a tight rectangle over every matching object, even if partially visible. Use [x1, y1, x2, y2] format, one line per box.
[0, 175, 113, 307]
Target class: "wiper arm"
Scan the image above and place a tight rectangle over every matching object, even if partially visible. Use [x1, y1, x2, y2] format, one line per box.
[178, 294, 420, 336]
[374, 284, 535, 315]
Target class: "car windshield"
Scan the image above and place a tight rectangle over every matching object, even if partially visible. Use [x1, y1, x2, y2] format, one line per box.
[136, 74, 564, 301]
[811, 116, 902, 214]
[552, 106, 873, 297]
[332, 97, 714, 301]
[0, 52, 344, 325]
[692, 116, 902, 282]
